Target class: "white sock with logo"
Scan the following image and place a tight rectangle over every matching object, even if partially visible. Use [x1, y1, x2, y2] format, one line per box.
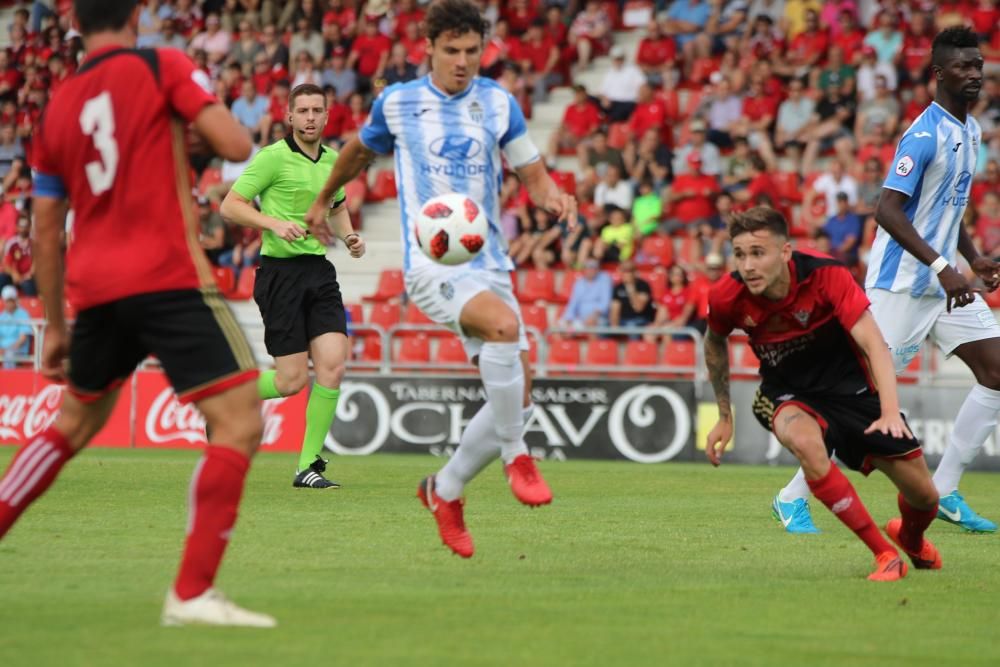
[933, 384, 1000, 496]
[478, 342, 527, 463]
[778, 467, 811, 503]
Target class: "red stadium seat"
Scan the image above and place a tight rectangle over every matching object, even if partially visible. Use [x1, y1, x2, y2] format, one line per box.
[367, 169, 397, 202]
[639, 268, 667, 302]
[624, 340, 659, 367]
[367, 302, 402, 332]
[547, 337, 581, 368]
[229, 269, 255, 300]
[638, 235, 674, 267]
[527, 335, 539, 364]
[358, 335, 382, 362]
[521, 304, 549, 334]
[345, 302, 363, 324]
[402, 304, 447, 337]
[662, 339, 696, 368]
[20, 296, 44, 319]
[395, 334, 431, 364]
[435, 336, 469, 365]
[364, 269, 405, 302]
[774, 172, 803, 204]
[584, 339, 619, 366]
[212, 266, 236, 295]
[519, 269, 557, 303]
[555, 270, 579, 304]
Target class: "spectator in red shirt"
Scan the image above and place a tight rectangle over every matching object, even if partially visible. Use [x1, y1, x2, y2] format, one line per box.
[544, 4, 569, 47]
[688, 252, 728, 331]
[322, 85, 352, 144]
[664, 151, 721, 233]
[0, 216, 34, 297]
[855, 123, 895, 176]
[733, 77, 779, 170]
[393, 0, 425, 38]
[775, 9, 828, 79]
[628, 83, 667, 144]
[636, 19, 678, 87]
[547, 84, 602, 159]
[399, 20, 428, 68]
[504, 0, 539, 34]
[974, 191, 1000, 256]
[902, 82, 931, 125]
[519, 20, 561, 102]
[654, 265, 696, 332]
[268, 79, 291, 125]
[482, 19, 522, 74]
[323, 0, 357, 38]
[831, 9, 865, 62]
[900, 10, 934, 85]
[568, 0, 612, 68]
[972, 159, 1000, 209]
[349, 18, 392, 89]
[0, 51, 22, 99]
[733, 154, 783, 210]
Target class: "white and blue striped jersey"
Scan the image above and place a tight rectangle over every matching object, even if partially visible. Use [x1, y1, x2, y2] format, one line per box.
[866, 102, 982, 298]
[359, 75, 541, 273]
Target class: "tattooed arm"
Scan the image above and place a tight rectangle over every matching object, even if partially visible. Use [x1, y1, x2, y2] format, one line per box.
[704, 329, 733, 466]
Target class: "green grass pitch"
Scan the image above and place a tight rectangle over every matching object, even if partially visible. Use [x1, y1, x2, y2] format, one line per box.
[0, 448, 998, 667]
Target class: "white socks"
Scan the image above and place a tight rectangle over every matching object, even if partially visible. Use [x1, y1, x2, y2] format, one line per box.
[478, 342, 528, 463]
[933, 384, 1000, 496]
[433, 402, 535, 501]
[778, 467, 811, 503]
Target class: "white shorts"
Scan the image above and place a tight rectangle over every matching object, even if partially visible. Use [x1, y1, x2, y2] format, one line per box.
[868, 288, 1000, 373]
[404, 266, 528, 360]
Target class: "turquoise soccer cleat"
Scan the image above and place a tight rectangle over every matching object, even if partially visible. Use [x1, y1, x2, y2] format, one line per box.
[772, 495, 821, 534]
[936, 491, 997, 533]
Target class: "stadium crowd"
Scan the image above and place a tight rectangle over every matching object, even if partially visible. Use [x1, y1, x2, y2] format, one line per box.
[0, 0, 997, 348]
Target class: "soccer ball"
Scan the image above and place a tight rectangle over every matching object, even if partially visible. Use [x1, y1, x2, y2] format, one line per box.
[414, 192, 488, 266]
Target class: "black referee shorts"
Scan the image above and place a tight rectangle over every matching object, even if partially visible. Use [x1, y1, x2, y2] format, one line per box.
[253, 254, 348, 357]
[751, 386, 922, 475]
[68, 288, 257, 404]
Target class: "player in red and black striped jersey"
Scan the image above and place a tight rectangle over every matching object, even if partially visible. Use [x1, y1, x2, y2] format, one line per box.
[0, 0, 273, 627]
[703, 206, 942, 582]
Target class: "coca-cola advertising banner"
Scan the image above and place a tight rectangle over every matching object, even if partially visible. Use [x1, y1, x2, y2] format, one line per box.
[325, 376, 697, 463]
[0, 370, 307, 451]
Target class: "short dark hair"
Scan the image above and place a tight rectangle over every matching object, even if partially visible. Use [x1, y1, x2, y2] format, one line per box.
[73, 0, 138, 35]
[425, 0, 489, 43]
[289, 83, 326, 108]
[932, 26, 980, 67]
[728, 206, 788, 240]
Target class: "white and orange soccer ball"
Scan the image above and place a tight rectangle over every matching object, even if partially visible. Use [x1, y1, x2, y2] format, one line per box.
[414, 192, 488, 266]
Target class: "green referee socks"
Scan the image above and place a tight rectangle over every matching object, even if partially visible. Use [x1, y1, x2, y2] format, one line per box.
[298, 383, 341, 473]
[258, 370, 283, 400]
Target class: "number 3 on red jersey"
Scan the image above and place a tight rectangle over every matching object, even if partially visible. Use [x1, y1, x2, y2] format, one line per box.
[79, 91, 118, 195]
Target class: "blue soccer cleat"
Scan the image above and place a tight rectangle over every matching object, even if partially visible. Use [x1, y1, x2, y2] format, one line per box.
[936, 491, 997, 533]
[772, 495, 821, 534]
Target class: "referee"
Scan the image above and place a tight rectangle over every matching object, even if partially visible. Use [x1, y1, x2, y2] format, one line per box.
[221, 83, 365, 489]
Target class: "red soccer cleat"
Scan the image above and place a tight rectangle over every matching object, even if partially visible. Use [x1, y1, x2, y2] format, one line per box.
[416, 476, 474, 558]
[504, 455, 553, 507]
[867, 551, 908, 582]
[885, 518, 943, 570]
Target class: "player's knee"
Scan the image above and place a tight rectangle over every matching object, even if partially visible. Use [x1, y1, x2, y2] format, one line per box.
[486, 315, 520, 342]
[783, 431, 826, 463]
[314, 361, 346, 388]
[226, 412, 265, 453]
[977, 368, 1000, 392]
[279, 369, 310, 395]
[908, 482, 939, 511]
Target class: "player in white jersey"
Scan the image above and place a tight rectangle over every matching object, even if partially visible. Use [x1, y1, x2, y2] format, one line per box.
[772, 27, 1000, 534]
[304, 0, 576, 558]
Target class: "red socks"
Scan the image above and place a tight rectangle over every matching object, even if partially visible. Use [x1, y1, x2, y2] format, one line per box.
[897, 493, 937, 552]
[173, 446, 250, 601]
[0, 427, 75, 538]
[807, 464, 895, 556]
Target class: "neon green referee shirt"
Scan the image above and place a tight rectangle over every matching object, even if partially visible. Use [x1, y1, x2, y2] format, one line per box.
[230, 136, 347, 258]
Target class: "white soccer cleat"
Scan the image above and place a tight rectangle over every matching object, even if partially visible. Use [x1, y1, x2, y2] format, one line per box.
[161, 588, 277, 628]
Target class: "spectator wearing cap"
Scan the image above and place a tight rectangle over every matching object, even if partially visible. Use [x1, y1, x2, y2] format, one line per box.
[664, 151, 721, 233]
[799, 84, 856, 176]
[0, 216, 34, 297]
[0, 285, 30, 369]
[822, 192, 863, 265]
[636, 19, 678, 86]
[662, 0, 712, 51]
[383, 43, 419, 86]
[559, 259, 612, 331]
[610, 260, 657, 339]
[189, 13, 231, 65]
[688, 252, 728, 332]
[519, 19, 561, 102]
[674, 120, 722, 176]
[549, 84, 601, 159]
[323, 47, 358, 103]
[568, 0, 612, 69]
[598, 45, 645, 122]
[594, 165, 635, 212]
[856, 43, 897, 101]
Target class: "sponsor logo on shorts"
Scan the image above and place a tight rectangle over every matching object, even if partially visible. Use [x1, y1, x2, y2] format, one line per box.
[439, 281, 455, 300]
